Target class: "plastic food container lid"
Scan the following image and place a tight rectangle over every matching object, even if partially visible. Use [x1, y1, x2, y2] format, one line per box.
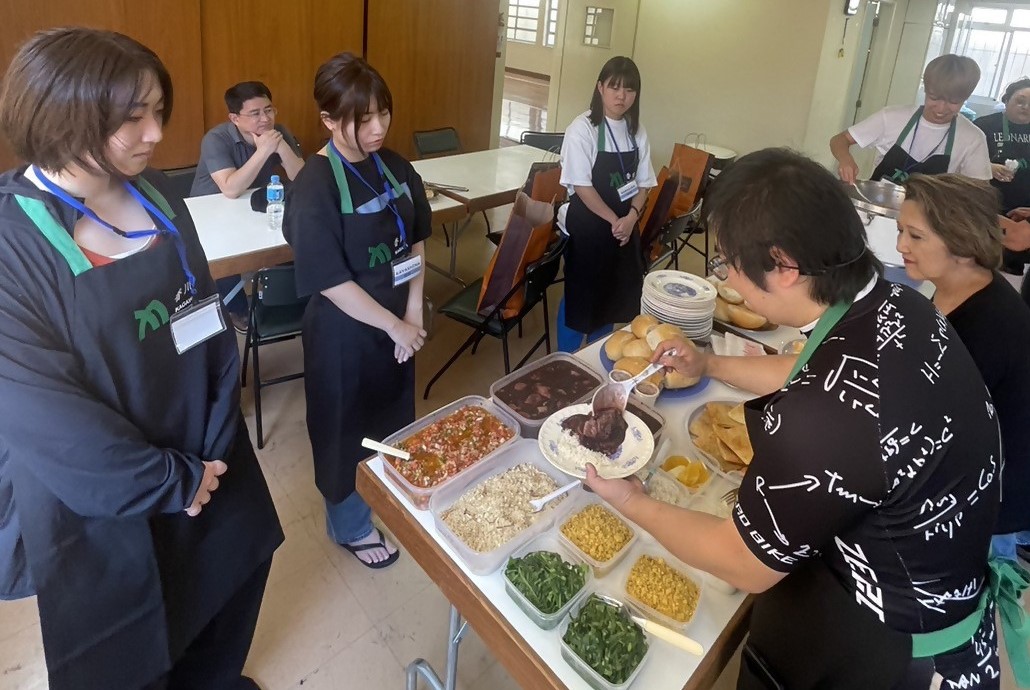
[490, 353, 604, 435]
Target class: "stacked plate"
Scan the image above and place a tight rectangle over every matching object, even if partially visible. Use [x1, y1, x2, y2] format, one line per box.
[641, 270, 717, 339]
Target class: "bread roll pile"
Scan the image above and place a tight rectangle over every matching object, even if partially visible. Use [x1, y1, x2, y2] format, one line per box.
[603, 315, 700, 390]
[710, 282, 768, 330]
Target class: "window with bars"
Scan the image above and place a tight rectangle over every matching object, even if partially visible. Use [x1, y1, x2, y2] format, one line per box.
[506, 0, 560, 47]
[934, 2, 1030, 100]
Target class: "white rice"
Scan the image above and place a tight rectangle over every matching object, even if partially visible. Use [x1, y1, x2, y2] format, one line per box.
[552, 429, 624, 478]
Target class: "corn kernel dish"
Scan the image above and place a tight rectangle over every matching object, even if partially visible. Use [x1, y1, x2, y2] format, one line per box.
[625, 554, 701, 624]
[559, 504, 633, 563]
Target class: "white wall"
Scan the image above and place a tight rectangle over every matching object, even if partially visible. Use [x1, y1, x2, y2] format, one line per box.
[631, 0, 833, 169]
[506, 40, 553, 75]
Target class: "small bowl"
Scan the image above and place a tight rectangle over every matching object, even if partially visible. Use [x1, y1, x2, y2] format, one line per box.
[632, 381, 660, 406]
[608, 369, 632, 384]
[780, 338, 806, 355]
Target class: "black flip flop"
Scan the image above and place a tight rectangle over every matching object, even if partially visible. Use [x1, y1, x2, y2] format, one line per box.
[341, 528, 400, 569]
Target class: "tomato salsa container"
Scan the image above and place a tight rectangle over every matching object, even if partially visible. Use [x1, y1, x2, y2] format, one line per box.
[380, 395, 520, 510]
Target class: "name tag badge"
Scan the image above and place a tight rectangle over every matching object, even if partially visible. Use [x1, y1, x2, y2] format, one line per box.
[391, 253, 423, 287]
[169, 294, 227, 354]
[617, 178, 639, 202]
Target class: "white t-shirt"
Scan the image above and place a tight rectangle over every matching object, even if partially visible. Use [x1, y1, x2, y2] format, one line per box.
[848, 105, 991, 180]
[559, 111, 658, 196]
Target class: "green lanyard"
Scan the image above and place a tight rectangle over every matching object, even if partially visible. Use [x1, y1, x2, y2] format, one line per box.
[783, 301, 851, 385]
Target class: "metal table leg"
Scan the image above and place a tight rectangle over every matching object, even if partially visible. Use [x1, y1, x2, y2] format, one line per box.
[426, 219, 471, 287]
[405, 605, 469, 690]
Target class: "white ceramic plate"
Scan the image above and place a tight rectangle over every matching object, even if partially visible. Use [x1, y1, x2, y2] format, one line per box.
[538, 404, 655, 479]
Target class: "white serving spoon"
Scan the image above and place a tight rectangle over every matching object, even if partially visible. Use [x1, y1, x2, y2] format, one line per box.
[591, 361, 665, 414]
[361, 437, 410, 462]
[529, 479, 581, 513]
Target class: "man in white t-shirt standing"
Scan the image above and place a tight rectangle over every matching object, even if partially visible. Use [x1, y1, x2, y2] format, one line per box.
[830, 55, 991, 184]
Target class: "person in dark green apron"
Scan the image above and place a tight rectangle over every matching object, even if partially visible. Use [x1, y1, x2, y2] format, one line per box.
[556, 56, 655, 352]
[0, 28, 282, 690]
[831, 54, 990, 184]
[284, 53, 431, 569]
[583, 150, 1030, 689]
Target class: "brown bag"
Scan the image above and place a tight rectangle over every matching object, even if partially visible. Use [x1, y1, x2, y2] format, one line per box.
[477, 191, 556, 319]
[667, 143, 715, 217]
[522, 161, 567, 206]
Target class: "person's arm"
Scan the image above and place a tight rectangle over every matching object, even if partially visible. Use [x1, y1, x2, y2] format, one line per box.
[830, 130, 861, 184]
[398, 241, 427, 363]
[320, 280, 425, 358]
[276, 126, 305, 181]
[209, 129, 283, 198]
[653, 336, 796, 396]
[572, 185, 619, 225]
[612, 187, 649, 246]
[956, 134, 993, 181]
[1000, 214, 1030, 251]
[585, 468, 785, 593]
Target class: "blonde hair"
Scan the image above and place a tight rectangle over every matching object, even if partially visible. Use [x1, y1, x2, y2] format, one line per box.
[902, 174, 1002, 269]
[923, 54, 981, 102]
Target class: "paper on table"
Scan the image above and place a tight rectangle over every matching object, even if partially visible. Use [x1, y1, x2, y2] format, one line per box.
[711, 332, 767, 357]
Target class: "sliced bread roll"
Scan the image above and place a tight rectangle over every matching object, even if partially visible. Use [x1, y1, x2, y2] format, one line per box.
[713, 296, 732, 323]
[631, 314, 660, 339]
[614, 356, 664, 386]
[717, 284, 745, 305]
[604, 331, 636, 360]
[728, 303, 768, 329]
[622, 338, 653, 359]
[645, 323, 683, 351]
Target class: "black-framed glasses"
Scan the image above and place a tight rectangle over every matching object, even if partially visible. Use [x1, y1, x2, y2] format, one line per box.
[708, 248, 866, 280]
[239, 106, 277, 120]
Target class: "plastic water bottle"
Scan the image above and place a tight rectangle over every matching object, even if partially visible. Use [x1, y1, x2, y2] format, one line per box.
[266, 175, 284, 232]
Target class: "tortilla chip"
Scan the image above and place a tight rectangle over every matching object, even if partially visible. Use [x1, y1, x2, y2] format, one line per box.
[728, 403, 746, 425]
[705, 402, 736, 428]
[714, 423, 754, 464]
[692, 427, 723, 460]
[688, 409, 713, 438]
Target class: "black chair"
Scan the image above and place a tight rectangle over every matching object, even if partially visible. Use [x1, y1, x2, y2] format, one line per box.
[519, 130, 564, 154]
[163, 165, 197, 199]
[648, 214, 693, 271]
[413, 127, 491, 238]
[677, 198, 711, 267]
[423, 234, 567, 399]
[240, 266, 308, 448]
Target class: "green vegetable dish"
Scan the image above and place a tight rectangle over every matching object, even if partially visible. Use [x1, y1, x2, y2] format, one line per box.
[505, 551, 588, 615]
[563, 594, 648, 685]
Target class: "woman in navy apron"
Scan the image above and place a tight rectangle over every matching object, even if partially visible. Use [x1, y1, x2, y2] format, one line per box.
[0, 29, 282, 690]
[582, 150, 1029, 689]
[557, 57, 656, 351]
[285, 53, 431, 569]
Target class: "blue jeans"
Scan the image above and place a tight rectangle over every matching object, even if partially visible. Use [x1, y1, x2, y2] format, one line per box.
[216, 275, 248, 317]
[556, 296, 614, 352]
[325, 491, 374, 544]
[991, 530, 1030, 561]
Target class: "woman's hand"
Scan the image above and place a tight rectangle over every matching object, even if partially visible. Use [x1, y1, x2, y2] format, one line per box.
[1000, 214, 1030, 252]
[186, 460, 228, 517]
[388, 318, 426, 363]
[652, 337, 709, 380]
[583, 463, 645, 514]
[611, 215, 636, 246]
[992, 163, 1015, 183]
[837, 154, 860, 185]
[1008, 207, 1030, 222]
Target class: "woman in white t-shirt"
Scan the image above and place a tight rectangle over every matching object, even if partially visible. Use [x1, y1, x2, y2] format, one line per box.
[830, 54, 991, 184]
[556, 56, 657, 351]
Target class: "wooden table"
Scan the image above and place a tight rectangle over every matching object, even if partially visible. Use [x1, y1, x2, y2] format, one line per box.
[187, 188, 467, 279]
[357, 338, 754, 690]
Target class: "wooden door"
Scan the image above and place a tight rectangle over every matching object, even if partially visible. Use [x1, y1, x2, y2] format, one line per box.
[200, 0, 365, 158]
[366, 0, 499, 159]
[0, 0, 205, 170]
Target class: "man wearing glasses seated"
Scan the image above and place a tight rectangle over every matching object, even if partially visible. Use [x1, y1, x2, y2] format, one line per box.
[191, 81, 305, 331]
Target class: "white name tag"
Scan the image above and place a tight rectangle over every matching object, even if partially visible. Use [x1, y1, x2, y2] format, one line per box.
[169, 294, 227, 354]
[617, 179, 639, 202]
[391, 253, 423, 287]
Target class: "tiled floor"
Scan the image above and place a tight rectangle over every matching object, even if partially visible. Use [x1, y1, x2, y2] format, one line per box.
[0, 215, 733, 689]
[499, 72, 550, 145]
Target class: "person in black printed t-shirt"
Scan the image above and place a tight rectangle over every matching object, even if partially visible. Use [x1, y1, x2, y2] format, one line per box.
[583, 149, 1028, 689]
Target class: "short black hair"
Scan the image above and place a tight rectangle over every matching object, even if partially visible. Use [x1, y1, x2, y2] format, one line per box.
[314, 52, 393, 155]
[0, 27, 172, 177]
[225, 81, 272, 113]
[1003, 78, 1030, 103]
[703, 148, 882, 305]
[588, 56, 641, 137]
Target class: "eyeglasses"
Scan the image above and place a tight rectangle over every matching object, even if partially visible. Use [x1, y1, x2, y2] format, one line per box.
[708, 248, 867, 280]
[238, 106, 277, 120]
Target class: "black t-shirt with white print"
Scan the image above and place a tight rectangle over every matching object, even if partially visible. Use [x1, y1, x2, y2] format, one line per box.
[975, 111, 1030, 212]
[735, 279, 1002, 688]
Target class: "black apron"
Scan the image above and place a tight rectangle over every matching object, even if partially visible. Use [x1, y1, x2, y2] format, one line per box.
[871, 107, 956, 183]
[11, 178, 281, 690]
[563, 122, 645, 333]
[303, 152, 417, 504]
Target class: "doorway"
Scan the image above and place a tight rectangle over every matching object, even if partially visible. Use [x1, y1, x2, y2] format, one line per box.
[500, 0, 559, 144]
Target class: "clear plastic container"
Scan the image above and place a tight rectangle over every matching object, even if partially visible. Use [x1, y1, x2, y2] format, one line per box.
[624, 398, 666, 444]
[657, 457, 713, 497]
[381, 395, 520, 510]
[621, 543, 706, 633]
[503, 533, 592, 630]
[644, 468, 693, 508]
[556, 494, 638, 578]
[490, 353, 603, 438]
[559, 589, 652, 690]
[430, 439, 570, 575]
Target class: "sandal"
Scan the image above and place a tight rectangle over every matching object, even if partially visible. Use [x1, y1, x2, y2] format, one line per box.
[341, 528, 400, 569]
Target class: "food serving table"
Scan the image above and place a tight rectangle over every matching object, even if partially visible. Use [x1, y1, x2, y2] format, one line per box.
[187, 188, 466, 280]
[357, 337, 754, 690]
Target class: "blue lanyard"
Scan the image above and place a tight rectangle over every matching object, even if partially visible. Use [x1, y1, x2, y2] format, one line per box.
[33, 168, 197, 294]
[327, 141, 408, 251]
[603, 120, 637, 181]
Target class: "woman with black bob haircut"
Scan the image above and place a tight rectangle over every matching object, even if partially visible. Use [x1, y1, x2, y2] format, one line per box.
[284, 53, 431, 569]
[0, 27, 282, 690]
[583, 149, 1024, 688]
[556, 55, 656, 351]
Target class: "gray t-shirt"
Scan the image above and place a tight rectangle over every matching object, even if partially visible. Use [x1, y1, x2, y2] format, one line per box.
[190, 121, 302, 197]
